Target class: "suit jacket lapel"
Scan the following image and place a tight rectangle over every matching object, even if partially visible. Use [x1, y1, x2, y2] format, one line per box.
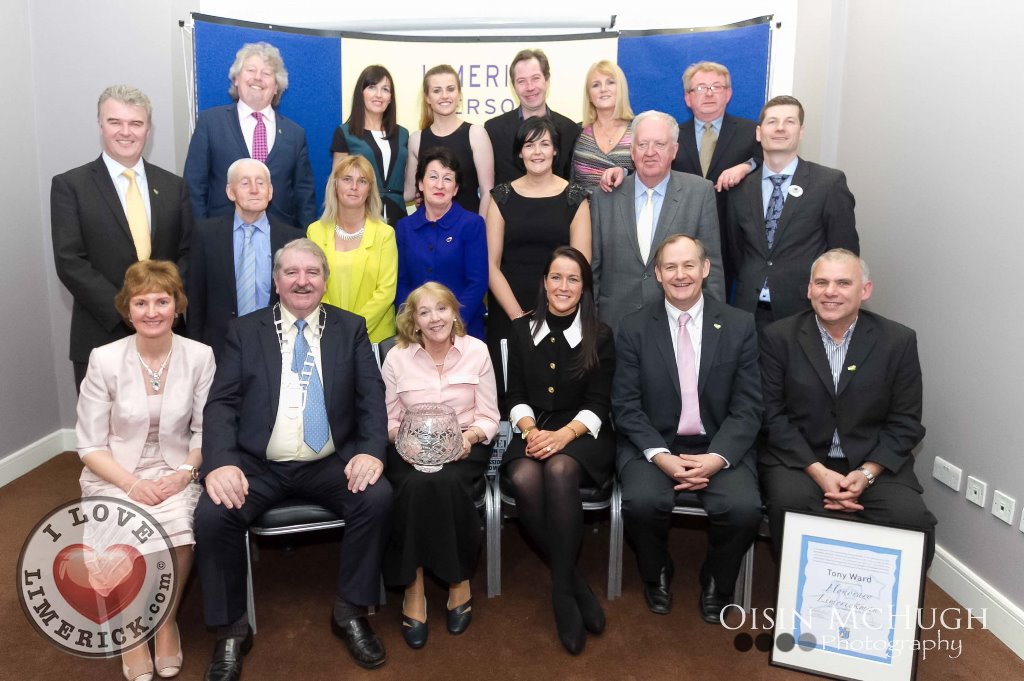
[89, 159, 132, 242]
[710, 115, 738, 177]
[618, 176, 645, 266]
[745, 173, 770, 254]
[771, 157, 809, 250]
[653, 174, 681, 247]
[651, 307, 681, 401]
[265, 112, 285, 164]
[219, 215, 238, 309]
[677, 121, 701, 175]
[797, 315, 836, 395]
[838, 315, 877, 395]
[145, 160, 171, 255]
[258, 312, 283, 417]
[348, 221, 374, 303]
[229, 104, 249, 158]
[320, 310, 339, 413]
[697, 298, 722, 396]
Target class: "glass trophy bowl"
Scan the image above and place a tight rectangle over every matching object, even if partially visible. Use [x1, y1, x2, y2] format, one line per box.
[395, 403, 463, 473]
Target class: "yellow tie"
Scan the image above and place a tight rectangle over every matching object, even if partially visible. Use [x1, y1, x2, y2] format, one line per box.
[122, 169, 151, 260]
[699, 122, 717, 177]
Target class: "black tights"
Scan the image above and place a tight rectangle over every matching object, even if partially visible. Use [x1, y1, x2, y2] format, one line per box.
[504, 454, 582, 593]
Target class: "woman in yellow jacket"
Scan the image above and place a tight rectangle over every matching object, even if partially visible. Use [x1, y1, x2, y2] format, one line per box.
[308, 154, 398, 342]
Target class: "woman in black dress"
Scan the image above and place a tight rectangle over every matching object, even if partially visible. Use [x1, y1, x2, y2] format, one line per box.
[486, 117, 591, 383]
[501, 246, 615, 654]
[404, 64, 495, 217]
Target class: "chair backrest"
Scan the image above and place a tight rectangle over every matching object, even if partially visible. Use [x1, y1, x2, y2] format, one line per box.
[500, 337, 509, 392]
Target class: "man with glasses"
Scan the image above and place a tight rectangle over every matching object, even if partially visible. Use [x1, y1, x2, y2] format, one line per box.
[591, 110, 722, 331]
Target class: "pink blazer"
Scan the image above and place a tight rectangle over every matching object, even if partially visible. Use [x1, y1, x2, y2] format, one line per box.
[76, 334, 216, 473]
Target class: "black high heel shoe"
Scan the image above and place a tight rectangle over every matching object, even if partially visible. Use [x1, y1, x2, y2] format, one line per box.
[573, 572, 606, 635]
[552, 591, 585, 655]
[446, 596, 473, 635]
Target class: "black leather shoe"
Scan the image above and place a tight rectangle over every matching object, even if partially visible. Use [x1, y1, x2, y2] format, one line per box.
[643, 566, 673, 615]
[553, 591, 585, 655]
[203, 629, 252, 681]
[331, 615, 387, 669]
[401, 597, 428, 649]
[699, 576, 733, 625]
[573, 573, 606, 634]
[446, 597, 473, 635]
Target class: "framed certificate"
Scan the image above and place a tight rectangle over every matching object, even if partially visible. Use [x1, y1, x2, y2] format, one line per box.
[771, 511, 928, 681]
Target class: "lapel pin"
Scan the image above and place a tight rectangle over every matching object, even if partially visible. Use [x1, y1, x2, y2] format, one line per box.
[713, 323, 722, 330]
[847, 365, 857, 371]
[788, 185, 803, 197]
[445, 236, 453, 243]
[152, 188, 159, 195]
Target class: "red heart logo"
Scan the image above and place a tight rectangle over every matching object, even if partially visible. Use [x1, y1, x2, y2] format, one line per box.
[53, 544, 147, 624]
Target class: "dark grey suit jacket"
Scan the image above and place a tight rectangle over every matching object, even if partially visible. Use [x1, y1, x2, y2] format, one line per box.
[185, 213, 301, 359]
[759, 310, 925, 490]
[201, 305, 388, 477]
[726, 157, 858, 318]
[51, 157, 192, 363]
[612, 295, 762, 467]
[591, 170, 723, 331]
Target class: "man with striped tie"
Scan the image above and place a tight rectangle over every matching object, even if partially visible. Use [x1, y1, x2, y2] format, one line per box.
[196, 239, 392, 678]
[186, 158, 301, 359]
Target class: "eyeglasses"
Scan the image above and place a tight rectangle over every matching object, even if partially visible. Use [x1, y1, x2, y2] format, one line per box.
[689, 84, 729, 95]
[635, 141, 671, 153]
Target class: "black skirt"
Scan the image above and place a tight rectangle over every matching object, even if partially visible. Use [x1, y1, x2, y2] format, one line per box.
[383, 441, 490, 587]
[500, 409, 614, 487]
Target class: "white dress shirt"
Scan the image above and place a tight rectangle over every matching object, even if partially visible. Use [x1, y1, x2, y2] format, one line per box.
[237, 100, 277, 157]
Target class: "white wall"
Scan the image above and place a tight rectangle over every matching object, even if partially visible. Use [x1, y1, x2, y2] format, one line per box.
[833, 0, 1024, 608]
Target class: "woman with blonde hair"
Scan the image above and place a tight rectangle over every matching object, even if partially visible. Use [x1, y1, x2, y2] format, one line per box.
[404, 64, 495, 216]
[382, 282, 499, 648]
[307, 154, 397, 342]
[572, 60, 635, 191]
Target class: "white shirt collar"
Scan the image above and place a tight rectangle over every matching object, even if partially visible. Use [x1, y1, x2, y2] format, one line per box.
[665, 294, 704, 329]
[280, 304, 323, 339]
[530, 309, 583, 347]
[101, 152, 145, 180]
[237, 99, 275, 124]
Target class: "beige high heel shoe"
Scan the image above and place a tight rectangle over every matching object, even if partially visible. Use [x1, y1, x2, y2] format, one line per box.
[154, 623, 183, 678]
[122, 644, 154, 681]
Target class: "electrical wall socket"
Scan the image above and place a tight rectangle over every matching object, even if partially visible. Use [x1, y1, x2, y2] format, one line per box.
[992, 491, 1016, 525]
[966, 476, 988, 507]
[932, 456, 962, 491]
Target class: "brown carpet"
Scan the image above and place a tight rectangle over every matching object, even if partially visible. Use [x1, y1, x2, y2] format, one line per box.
[2, 453, 1020, 681]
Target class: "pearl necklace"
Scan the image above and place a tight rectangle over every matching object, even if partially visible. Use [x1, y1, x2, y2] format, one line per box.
[335, 224, 365, 241]
[138, 348, 172, 392]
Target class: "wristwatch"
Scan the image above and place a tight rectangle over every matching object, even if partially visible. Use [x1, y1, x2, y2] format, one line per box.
[856, 466, 876, 486]
[177, 464, 199, 482]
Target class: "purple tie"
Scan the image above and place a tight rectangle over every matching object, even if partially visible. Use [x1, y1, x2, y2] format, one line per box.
[676, 313, 701, 436]
[252, 112, 268, 162]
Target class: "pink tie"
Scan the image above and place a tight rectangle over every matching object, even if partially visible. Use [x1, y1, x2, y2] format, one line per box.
[676, 312, 702, 436]
[252, 112, 268, 162]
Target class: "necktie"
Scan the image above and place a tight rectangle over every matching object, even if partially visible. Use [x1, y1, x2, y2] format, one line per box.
[699, 122, 717, 177]
[293, 320, 330, 452]
[121, 169, 151, 260]
[252, 112, 268, 162]
[236, 223, 257, 315]
[637, 188, 655, 263]
[676, 313, 701, 436]
[764, 174, 789, 250]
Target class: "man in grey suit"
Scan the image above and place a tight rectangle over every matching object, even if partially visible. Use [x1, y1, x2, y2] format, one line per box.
[591, 110, 723, 331]
[726, 96, 858, 329]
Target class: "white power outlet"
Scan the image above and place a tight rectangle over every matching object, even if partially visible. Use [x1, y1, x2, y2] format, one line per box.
[992, 491, 1016, 525]
[932, 456, 962, 491]
[966, 476, 988, 507]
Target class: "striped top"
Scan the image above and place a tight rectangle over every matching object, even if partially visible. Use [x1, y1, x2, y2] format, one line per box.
[816, 315, 858, 459]
[571, 120, 634, 192]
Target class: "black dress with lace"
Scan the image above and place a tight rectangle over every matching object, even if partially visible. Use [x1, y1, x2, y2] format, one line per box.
[487, 182, 587, 371]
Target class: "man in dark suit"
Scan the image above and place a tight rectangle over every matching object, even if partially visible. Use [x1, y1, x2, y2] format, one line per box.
[726, 95, 858, 328]
[672, 62, 762, 290]
[195, 239, 392, 678]
[613, 234, 762, 624]
[760, 249, 936, 567]
[184, 42, 317, 229]
[592, 110, 723, 331]
[485, 48, 580, 184]
[187, 158, 300, 358]
[51, 84, 191, 389]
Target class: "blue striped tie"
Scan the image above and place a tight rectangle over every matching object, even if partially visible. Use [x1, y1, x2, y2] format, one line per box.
[764, 175, 789, 249]
[237, 223, 257, 315]
[293, 320, 330, 452]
